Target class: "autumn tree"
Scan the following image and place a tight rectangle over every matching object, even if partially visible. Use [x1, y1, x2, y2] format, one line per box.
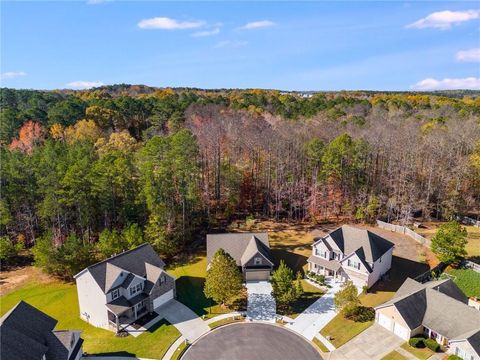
[9, 121, 45, 154]
[431, 221, 468, 264]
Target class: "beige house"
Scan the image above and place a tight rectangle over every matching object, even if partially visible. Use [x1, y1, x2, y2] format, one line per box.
[206, 233, 274, 281]
[375, 278, 480, 360]
[74, 244, 176, 333]
[307, 225, 394, 288]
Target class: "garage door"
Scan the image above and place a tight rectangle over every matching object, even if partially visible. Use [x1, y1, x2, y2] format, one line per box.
[245, 270, 270, 281]
[378, 313, 392, 330]
[393, 322, 410, 340]
[153, 289, 174, 309]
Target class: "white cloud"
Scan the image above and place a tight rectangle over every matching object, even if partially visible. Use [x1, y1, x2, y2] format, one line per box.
[66, 80, 104, 89]
[86, 0, 110, 4]
[214, 40, 248, 49]
[191, 28, 220, 37]
[1, 71, 26, 80]
[407, 10, 480, 29]
[411, 77, 480, 90]
[239, 20, 275, 30]
[138, 17, 205, 30]
[456, 48, 480, 62]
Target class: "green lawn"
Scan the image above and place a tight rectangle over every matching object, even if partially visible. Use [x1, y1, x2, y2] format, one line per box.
[207, 317, 244, 329]
[284, 280, 324, 318]
[445, 268, 480, 297]
[381, 350, 408, 360]
[320, 314, 373, 348]
[312, 337, 330, 353]
[0, 280, 180, 358]
[400, 343, 435, 360]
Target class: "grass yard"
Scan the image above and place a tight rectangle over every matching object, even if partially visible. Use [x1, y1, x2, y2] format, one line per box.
[171, 341, 188, 360]
[312, 337, 330, 353]
[207, 317, 244, 329]
[320, 314, 373, 348]
[444, 268, 480, 297]
[381, 350, 408, 360]
[400, 343, 435, 360]
[0, 280, 180, 358]
[282, 280, 325, 318]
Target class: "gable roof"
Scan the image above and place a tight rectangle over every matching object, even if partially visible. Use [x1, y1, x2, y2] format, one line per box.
[207, 233, 272, 266]
[376, 278, 480, 340]
[76, 243, 166, 293]
[0, 301, 81, 360]
[454, 329, 480, 356]
[317, 225, 394, 264]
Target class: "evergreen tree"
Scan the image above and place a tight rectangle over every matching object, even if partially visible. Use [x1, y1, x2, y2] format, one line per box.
[431, 221, 468, 264]
[271, 260, 300, 308]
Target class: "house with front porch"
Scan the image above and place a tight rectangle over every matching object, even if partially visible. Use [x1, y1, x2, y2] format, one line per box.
[375, 278, 480, 360]
[307, 225, 394, 288]
[207, 233, 274, 281]
[74, 244, 175, 333]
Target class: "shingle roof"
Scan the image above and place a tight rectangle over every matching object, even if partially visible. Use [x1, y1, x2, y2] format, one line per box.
[0, 301, 82, 360]
[206, 233, 272, 266]
[307, 255, 342, 271]
[77, 243, 166, 293]
[320, 225, 394, 264]
[376, 278, 480, 340]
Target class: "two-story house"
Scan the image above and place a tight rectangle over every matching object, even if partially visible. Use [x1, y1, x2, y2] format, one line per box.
[1, 301, 84, 360]
[307, 225, 394, 289]
[206, 233, 274, 281]
[74, 243, 175, 332]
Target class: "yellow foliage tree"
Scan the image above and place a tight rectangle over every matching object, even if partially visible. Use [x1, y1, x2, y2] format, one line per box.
[64, 119, 103, 144]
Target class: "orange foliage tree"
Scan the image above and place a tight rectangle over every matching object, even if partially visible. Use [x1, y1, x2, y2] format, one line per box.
[9, 121, 45, 154]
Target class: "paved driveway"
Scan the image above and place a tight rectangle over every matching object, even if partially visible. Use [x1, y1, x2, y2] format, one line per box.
[155, 300, 209, 342]
[329, 324, 404, 360]
[181, 323, 321, 360]
[245, 281, 276, 322]
[286, 281, 342, 340]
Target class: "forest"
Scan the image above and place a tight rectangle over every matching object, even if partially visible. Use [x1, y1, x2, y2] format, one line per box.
[1, 86, 479, 277]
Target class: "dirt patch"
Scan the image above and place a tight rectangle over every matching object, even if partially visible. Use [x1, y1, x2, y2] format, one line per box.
[0, 266, 55, 296]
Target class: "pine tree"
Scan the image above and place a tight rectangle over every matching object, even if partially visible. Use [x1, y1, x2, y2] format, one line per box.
[271, 260, 300, 308]
[204, 248, 243, 306]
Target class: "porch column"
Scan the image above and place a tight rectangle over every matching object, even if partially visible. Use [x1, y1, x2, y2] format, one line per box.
[115, 314, 119, 333]
[134, 306, 137, 320]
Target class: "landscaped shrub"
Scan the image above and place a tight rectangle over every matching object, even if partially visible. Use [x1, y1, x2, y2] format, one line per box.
[408, 337, 425, 348]
[343, 305, 375, 322]
[424, 338, 440, 352]
[447, 355, 462, 360]
[306, 272, 326, 285]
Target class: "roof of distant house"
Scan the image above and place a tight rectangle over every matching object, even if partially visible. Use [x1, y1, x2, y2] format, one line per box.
[207, 233, 273, 266]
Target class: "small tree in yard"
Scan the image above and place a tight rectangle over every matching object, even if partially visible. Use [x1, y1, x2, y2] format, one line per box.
[271, 260, 301, 309]
[334, 281, 359, 313]
[204, 249, 243, 307]
[431, 221, 468, 264]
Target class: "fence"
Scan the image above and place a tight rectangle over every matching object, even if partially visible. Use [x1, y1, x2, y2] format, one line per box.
[376, 220, 431, 247]
[414, 262, 446, 283]
[463, 260, 480, 273]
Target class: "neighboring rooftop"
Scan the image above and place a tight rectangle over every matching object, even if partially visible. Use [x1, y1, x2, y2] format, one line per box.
[207, 233, 272, 266]
[316, 225, 394, 263]
[75, 243, 166, 293]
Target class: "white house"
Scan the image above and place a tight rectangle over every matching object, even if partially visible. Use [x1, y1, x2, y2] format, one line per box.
[307, 225, 394, 289]
[74, 244, 175, 332]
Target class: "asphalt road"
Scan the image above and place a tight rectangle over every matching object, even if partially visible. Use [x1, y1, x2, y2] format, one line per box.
[181, 323, 322, 360]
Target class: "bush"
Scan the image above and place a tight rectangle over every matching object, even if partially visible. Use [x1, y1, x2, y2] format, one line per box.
[448, 355, 462, 360]
[424, 338, 440, 352]
[343, 305, 375, 322]
[408, 337, 425, 348]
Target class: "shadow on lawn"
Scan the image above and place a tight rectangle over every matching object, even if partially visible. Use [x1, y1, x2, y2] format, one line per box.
[89, 351, 137, 357]
[271, 249, 308, 273]
[175, 275, 209, 316]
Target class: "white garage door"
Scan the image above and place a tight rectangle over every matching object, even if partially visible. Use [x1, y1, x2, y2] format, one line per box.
[393, 322, 410, 340]
[153, 289, 174, 309]
[245, 270, 270, 281]
[378, 313, 392, 330]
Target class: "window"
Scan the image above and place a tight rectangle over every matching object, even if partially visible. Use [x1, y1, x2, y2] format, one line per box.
[130, 283, 143, 296]
[111, 289, 120, 300]
[254, 257, 262, 265]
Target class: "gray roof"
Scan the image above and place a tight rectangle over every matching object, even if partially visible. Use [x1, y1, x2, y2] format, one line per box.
[377, 278, 480, 341]
[207, 233, 272, 266]
[318, 225, 394, 263]
[307, 255, 342, 271]
[0, 301, 81, 360]
[78, 243, 166, 293]
[106, 293, 149, 315]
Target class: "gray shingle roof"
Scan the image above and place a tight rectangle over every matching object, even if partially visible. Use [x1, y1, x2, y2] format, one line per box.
[0, 301, 82, 360]
[320, 225, 394, 263]
[78, 243, 166, 293]
[307, 255, 342, 271]
[376, 278, 480, 340]
[206, 233, 272, 266]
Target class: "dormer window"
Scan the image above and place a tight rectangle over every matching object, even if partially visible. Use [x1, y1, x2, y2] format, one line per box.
[254, 257, 262, 265]
[129, 282, 143, 296]
[111, 289, 120, 300]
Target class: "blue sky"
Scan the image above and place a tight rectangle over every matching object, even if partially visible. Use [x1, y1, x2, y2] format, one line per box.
[1, 1, 479, 91]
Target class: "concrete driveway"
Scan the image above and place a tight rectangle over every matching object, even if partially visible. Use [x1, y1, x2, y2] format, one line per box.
[329, 324, 404, 360]
[286, 281, 342, 340]
[155, 300, 209, 342]
[245, 281, 276, 322]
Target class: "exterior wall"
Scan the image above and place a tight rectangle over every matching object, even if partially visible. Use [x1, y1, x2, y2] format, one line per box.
[375, 305, 412, 331]
[124, 275, 145, 300]
[107, 270, 129, 292]
[313, 241, 331, 259]
[147, 274, 176, 312]
[76, 271, 109, 329]
[367, 247, 393, 288]
[243, 251, 273, 268]
[341, 252, 370, 287]
[449, 340, 480, 360]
